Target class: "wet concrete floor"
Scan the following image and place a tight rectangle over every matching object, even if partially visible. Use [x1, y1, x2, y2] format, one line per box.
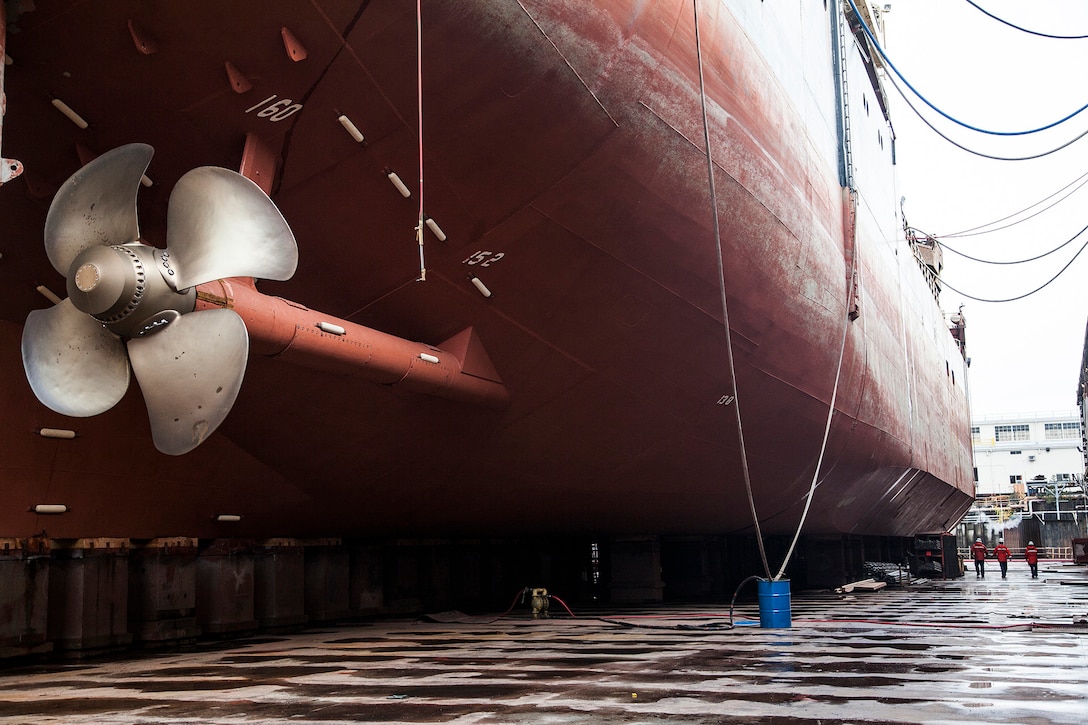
[1, 562, 1086, 724]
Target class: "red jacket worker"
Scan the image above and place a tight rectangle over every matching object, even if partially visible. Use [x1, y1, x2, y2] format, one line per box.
[994, 539, 1010, 579]
[970, 538, 988, 578]
[1025, 541, 1039, 579]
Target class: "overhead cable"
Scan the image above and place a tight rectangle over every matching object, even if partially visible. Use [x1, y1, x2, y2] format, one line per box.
[936, 232, 1088, 303]
[929, 220, 1088, 265]
[963, 0, 1088, 40]
[883, 60, 1088, 161]
[942, 169, 1088, 237]
[846, 0, 1088, 136]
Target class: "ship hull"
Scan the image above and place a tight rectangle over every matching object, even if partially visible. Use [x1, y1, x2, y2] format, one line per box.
[0, 0, 972, 543]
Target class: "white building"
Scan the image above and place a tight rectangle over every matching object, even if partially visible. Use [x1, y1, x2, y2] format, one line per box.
[972, 411, 1085, 497]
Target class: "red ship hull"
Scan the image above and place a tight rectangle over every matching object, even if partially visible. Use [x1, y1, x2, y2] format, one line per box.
[0, 0, 972, 544]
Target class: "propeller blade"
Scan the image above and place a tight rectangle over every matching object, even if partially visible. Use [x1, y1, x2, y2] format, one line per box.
[166, 166, 298, 289]
[127, 308, 249, 455]
[44, 143, 153, 276]
[21, 298, 130, 417]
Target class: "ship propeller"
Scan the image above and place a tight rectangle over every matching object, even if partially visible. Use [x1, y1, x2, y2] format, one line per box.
[21, 143, 298, 454]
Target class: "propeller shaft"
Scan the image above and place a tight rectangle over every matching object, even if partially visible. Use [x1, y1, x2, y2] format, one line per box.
[195, 279, 508, 409]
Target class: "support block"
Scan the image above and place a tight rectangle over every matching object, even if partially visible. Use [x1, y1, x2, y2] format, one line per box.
[608, 535, 664, 603]
[47, 539, 131, 653]
[303, 540, 350, 622]
[254, 539, 308, 629]
[127, 538, 200, 645]
[0, 538, 51, 659]
[197, 539, 258, 636]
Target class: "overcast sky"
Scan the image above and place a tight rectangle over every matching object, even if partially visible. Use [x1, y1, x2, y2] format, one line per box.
[881, 0, 1088, 419]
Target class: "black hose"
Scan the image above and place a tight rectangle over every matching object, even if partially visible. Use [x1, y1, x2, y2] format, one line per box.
[728, 575, 765, 628]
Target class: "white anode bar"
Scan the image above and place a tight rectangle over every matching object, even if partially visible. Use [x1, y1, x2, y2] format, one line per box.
[387, 171, 411, 198]
[425, 217, 447, 241]
[338, 114, 365, 143]
[470, 276, 492, 298]
[51, 98, 89, 128]
[39, 427, 76, 439]
[317, 321, 346, 335]
[36, 285, 63, 305]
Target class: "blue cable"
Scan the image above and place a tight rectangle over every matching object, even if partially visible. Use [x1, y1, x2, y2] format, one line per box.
[963, 0, 1088, 40]
[845, 0, 1088, 136]
[883, 53, 1088, 160]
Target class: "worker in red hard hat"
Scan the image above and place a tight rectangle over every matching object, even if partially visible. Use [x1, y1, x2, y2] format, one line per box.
[1025, 541, 1039, 579]
[970, 537, 988, 578]
[994, 538, 1011, 579]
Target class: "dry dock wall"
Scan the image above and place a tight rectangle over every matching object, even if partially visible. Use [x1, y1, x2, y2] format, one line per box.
[1, 533, 921, 661]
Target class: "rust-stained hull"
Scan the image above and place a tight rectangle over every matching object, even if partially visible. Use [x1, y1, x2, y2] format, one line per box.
[0, 1, 972, 543]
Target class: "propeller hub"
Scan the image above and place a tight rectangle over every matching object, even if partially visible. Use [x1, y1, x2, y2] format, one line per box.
[65, 243, 196, 338]
[73, 262, 103, 292]
[67, 245, 138, 317]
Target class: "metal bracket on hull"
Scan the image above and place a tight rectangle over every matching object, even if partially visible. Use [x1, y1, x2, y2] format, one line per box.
[843, 188, 860, 321]
[0, 6, 23, 187]
[240, 133, 277, 196]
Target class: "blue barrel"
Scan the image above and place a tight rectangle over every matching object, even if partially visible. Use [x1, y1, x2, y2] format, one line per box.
[757, 578, 792, 628]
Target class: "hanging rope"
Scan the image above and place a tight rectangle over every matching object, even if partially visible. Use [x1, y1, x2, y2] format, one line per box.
[415, 0, 426, 281]
[774, 195, 858, 581]
[692, 0, 770, 580]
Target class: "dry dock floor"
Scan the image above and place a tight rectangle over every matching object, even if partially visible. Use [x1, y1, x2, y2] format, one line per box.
[2, 562, 1087, 724]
